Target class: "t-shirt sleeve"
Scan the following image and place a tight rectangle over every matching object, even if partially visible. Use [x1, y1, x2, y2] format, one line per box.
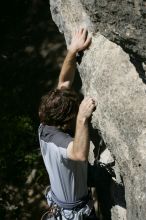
[57, 133, 73, 159]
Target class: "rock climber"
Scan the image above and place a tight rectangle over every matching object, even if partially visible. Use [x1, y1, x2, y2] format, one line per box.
[38, 27, 97, 220]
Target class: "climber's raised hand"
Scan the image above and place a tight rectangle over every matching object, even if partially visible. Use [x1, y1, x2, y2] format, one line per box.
[68, 28, 91, 54]
[78, 97, 96, 120]
[58, 28, 91, 89]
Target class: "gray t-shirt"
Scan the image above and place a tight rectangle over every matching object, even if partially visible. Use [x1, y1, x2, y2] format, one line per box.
[38, 124, 88, 204]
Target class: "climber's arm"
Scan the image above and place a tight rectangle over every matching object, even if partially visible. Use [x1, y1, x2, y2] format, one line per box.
[57, 50, 76, 89]
[58, 28, 91, 89]
[67, 97, 96, 161]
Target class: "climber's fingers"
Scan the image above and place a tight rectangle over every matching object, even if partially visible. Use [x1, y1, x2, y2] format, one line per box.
[83, 35, 92, 49]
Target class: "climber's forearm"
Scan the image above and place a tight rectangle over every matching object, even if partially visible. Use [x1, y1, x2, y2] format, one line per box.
[73, 116, 90, 161]
[57, 50, 76, 89]
[67, 116, 90, 161]
[57, 28, 91, 89]
[67, 97, 96, 161]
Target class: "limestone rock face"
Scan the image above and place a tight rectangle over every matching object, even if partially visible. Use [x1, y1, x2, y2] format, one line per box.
[49, 1, 146, 220]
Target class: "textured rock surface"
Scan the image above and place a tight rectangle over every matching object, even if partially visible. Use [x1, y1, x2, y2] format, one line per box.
[81, 0, 146, 60]
[49, 1, 146, 220]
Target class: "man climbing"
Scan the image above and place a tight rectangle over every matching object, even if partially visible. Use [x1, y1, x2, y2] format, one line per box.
[38, 28, 97, 220]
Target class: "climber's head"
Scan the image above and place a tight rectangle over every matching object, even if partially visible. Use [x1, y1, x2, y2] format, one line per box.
[39, 88, 80, 132]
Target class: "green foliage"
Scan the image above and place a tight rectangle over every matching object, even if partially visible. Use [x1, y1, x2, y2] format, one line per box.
[0, 115, 37, 182]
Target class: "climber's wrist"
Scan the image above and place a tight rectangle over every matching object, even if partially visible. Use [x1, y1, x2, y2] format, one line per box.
[68, 46, 78, 55]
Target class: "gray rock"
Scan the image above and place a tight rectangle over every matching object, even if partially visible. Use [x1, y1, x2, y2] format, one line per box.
[49, 0, 146, 220]
[80, 0, 146, 61]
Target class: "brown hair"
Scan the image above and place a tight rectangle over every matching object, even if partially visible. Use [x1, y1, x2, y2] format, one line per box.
[39, 88, 80, 131]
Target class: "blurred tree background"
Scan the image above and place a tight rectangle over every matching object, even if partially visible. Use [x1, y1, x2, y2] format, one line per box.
[0, 0, 66, 219]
